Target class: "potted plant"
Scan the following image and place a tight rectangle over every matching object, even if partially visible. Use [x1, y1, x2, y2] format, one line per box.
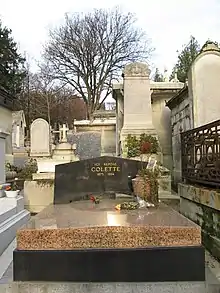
[5, 179, 19, 198]
[132, 166, 160, 206]
[0, 183, 11, 198]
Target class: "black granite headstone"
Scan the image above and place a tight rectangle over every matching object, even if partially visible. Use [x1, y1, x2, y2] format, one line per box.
[54, 156, 147, 204]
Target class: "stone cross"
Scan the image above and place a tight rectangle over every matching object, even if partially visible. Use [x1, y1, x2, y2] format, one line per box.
[60, 124, 69, 142]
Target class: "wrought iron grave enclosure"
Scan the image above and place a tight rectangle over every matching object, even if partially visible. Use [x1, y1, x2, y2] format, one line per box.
[181, 119, 220, 187]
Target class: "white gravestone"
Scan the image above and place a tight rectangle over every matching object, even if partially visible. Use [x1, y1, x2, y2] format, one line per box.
[30, 118, 50, 157]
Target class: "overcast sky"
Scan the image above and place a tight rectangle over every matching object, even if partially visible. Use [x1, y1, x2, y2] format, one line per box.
[1, 0, 220, 75]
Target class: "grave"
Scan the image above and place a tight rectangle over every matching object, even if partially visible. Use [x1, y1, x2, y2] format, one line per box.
[24, 123, 79, 213]
[30, 118, 50, 157]
[13, 156, 206, 292]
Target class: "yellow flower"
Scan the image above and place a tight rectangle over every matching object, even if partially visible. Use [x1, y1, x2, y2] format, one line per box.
[115, 204, 121, 211]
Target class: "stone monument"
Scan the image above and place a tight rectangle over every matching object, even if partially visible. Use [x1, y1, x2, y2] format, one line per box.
[24, 124, 79, 213]
[120, 62, 158, 153]
[188, 41, 220, 128]
[30, 118, 50, 157]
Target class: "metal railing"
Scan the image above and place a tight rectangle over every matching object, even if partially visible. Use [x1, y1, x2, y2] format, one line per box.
[181, 119, 220, 187]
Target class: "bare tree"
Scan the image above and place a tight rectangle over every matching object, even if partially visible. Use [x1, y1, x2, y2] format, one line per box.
[30, 65, 62, 126]
[16, 63, 85, 128]
[43, 7, 153, 120]
[15, 59, 36, 138]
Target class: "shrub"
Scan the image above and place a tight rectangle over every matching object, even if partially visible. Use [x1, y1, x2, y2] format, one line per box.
[126, 133, 159, 158]
[18, 158, 38, 180]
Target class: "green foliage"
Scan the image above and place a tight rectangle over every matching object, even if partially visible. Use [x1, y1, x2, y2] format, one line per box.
[10, 180, 18, 191]
[138, 165, 160, 179]
[18, 159, 38, 180]
[0, 21, 26, 95]
[153, 68, 164, 82]
[170, 36, 200, 82]
[125, 134, 141, 158]
[126, 133, 159, 158]
[5, 162, 19, 172]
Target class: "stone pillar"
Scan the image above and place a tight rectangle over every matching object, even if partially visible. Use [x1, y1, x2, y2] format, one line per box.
[120, 62, 157, 151]
[0, 130, 9, 183]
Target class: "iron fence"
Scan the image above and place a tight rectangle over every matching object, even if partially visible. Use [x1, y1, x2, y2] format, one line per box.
[181, 119, 220, 187]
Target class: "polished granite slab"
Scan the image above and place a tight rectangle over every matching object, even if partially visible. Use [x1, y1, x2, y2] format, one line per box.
[16, 199, 201, 250]
[13, 246, 205, 282]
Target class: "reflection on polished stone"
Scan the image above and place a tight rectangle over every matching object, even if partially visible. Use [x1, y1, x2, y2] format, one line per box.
[17, 199, 201, 250]
[107, 212, 128, 226]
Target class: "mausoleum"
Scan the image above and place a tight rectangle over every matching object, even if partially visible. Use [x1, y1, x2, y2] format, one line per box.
[112, 62, 184, 172]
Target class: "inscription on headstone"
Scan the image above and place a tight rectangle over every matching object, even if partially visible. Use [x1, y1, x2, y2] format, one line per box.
[90, 161, 121, 177]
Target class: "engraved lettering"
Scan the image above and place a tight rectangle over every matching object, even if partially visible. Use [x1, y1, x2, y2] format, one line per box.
[90, 162, 121, 176]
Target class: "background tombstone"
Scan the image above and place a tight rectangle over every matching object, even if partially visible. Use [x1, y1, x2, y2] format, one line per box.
[67, 132, 101, 159]
[30, 118, 50, 157]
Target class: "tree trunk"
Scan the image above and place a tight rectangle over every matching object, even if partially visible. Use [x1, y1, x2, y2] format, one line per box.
[86, 104, 94, 122]
[46, 96, 51, 127]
